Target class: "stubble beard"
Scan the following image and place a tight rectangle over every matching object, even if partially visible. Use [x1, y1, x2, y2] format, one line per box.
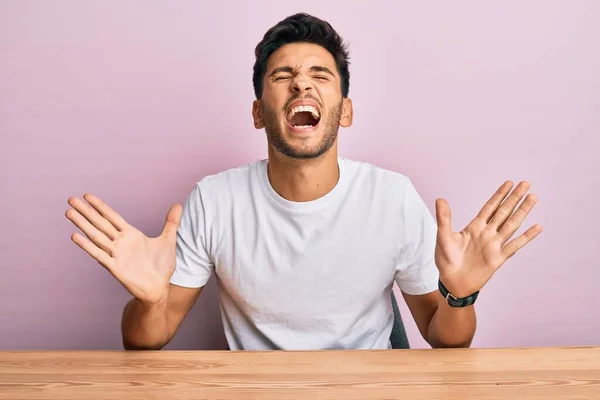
[262, 100, 343, 160]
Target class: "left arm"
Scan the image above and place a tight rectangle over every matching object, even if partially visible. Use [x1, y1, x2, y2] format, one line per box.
[400, 180, 542, 348]
[403, 290, 476, 348]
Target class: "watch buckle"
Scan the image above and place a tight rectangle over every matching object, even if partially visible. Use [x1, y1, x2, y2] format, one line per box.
[446, 292, 458, 301]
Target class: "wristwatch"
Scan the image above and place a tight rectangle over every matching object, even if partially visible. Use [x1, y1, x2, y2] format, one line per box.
[438, 279, 479, 308]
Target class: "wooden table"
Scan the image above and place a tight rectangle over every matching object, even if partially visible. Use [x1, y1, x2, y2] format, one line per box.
[1, 346, 599, 399]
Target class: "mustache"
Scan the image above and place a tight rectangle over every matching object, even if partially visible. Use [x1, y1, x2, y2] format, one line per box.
[282, 94, 323, 112]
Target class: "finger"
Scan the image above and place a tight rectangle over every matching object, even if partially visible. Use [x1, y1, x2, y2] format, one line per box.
[435, 198, 452, 235]
[498, 193, 538, 243]
[475, 181, 514, 223]
[68, 196, 120, 239]
[502, 224, 543, 259]
[66, 208, 115, 254]
[161, 204, 182, 242]
[489, 181, 531, 230]
[82, 193, 128, 232]
[71, 232, 115, 270]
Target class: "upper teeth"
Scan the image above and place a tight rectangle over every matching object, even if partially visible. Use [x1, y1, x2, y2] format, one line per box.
[288, 105, 320, 120]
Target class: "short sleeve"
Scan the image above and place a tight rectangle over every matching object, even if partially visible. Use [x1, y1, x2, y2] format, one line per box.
[394, 179, 440, 295]
[169, 183, 214, 288]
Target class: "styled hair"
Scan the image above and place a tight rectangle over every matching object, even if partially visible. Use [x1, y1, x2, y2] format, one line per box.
[252, 13, 350, 99]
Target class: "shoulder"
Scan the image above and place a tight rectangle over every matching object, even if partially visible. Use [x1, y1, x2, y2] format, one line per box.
[342, 157, 416, 197]
[189, 160, 263, 196]
[182, 160, 265, 210]
[197, 160, 263, 190]
[341, 157, 431, 219]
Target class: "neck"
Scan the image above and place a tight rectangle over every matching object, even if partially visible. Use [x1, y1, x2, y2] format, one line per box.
[267, 146, 340, 202]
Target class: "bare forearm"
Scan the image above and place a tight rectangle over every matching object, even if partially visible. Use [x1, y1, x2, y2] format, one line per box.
[427, 294, 476, 348]
[121, 297, 170, 350]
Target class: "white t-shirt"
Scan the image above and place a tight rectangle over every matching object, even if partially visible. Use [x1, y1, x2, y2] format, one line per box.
[170, 157, 439, 350]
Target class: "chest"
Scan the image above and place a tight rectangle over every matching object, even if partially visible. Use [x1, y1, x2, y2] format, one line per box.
[210, 206, 400, 318]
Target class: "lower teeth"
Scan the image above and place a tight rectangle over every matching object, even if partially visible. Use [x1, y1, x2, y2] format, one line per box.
[294, 125, 313, 128]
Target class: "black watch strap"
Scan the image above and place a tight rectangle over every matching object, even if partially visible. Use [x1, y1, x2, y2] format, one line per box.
[438, 279, 479, 308]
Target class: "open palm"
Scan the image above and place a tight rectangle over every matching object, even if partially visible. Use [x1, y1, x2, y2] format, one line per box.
[66, 193, 182, 305]
[434, 181, 543, 298]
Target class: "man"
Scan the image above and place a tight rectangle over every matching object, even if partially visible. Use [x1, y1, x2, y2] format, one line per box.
[65, 13, 542, 351]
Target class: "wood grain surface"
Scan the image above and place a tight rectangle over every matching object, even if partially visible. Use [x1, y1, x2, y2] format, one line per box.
[1, 347, 599, 399]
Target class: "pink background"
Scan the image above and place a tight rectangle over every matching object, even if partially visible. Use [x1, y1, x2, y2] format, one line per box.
[1, 1, 598, 350]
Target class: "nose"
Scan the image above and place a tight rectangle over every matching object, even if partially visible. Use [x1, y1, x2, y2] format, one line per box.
[291, 75, 312, 94]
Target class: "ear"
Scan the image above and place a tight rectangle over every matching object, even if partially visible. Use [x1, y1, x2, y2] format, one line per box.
[252, 100, 265, 129]
[339, 97, 353, 128]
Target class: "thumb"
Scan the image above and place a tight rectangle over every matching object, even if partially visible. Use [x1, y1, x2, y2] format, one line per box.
[435, 198, 452, 234]
[161, 204, 183, 241]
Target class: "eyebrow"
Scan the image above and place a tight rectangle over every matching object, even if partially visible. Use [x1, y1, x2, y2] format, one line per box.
[269, 65, 336, 77]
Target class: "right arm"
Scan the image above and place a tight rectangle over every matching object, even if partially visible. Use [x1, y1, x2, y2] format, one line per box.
[64, 192, 208, 351]
[122, 284, 203, 350]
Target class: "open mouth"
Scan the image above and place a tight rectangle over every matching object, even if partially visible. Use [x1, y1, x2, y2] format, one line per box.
[286, 105, 321, 129]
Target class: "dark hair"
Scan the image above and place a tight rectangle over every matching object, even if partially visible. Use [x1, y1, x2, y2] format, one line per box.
[252, 13, 350, 99]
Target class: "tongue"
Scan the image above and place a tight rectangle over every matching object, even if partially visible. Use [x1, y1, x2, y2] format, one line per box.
[290, 111, 316, 126]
